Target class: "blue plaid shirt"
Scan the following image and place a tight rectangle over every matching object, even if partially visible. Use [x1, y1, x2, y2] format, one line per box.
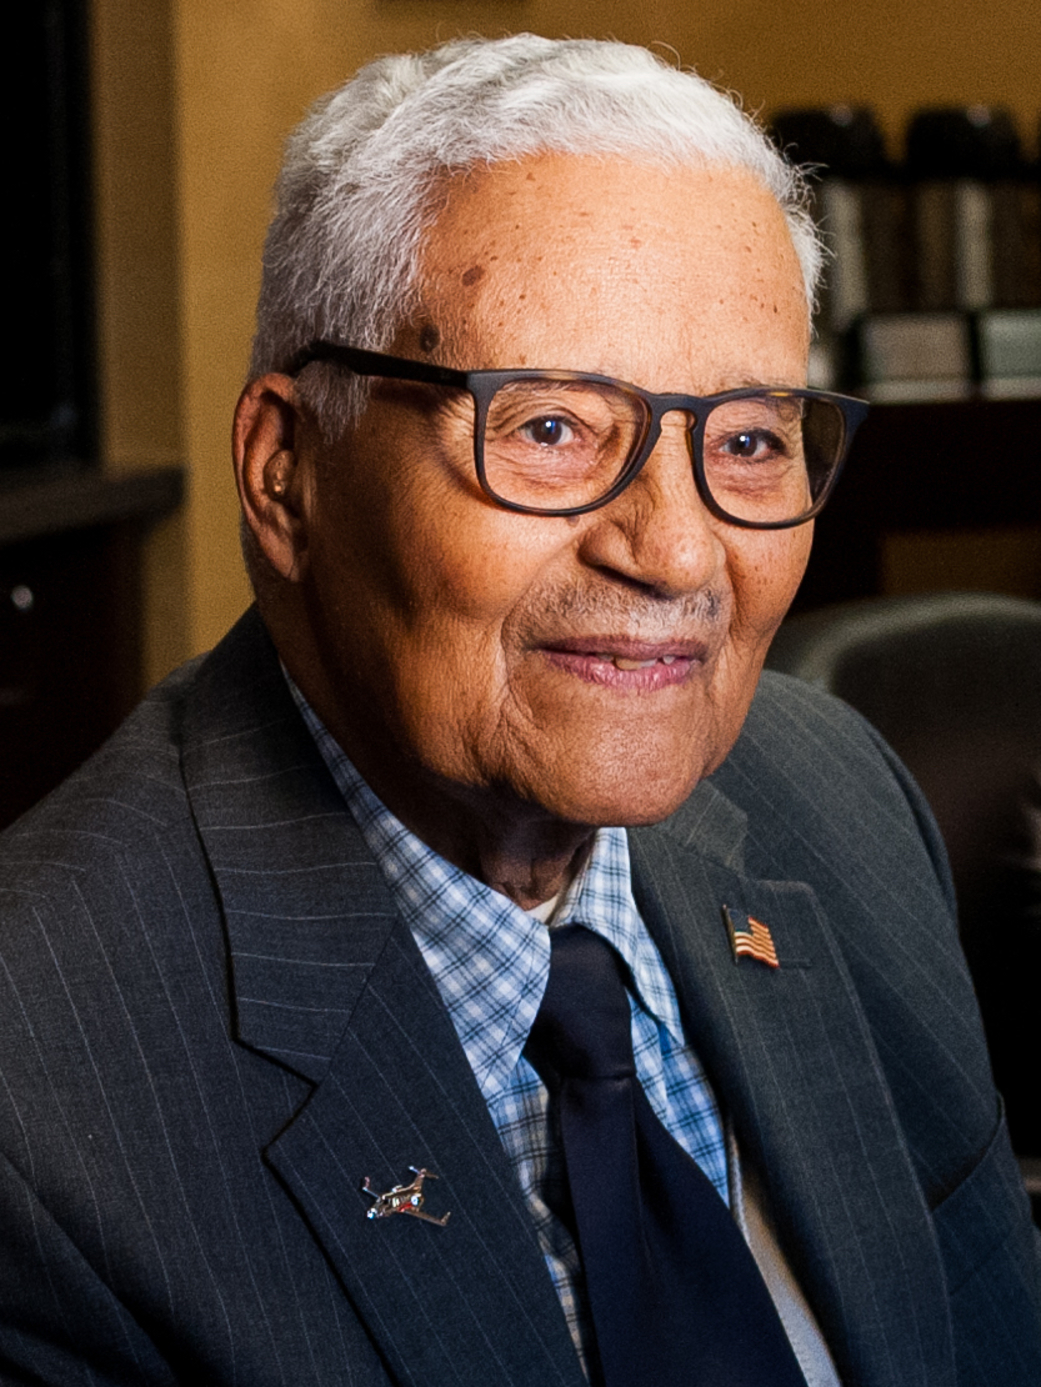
[288, 681, 728, 1368]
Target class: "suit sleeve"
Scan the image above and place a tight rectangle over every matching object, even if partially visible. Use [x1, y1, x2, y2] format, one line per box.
[0, 1150, 177, 1386]
[847, 703, 960, 921]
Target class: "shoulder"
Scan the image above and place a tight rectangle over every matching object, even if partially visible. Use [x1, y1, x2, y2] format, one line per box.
[0, 607, 326, 996]
[0, 608, 302, 1127]
[0, 649, 212, 1010]
[0, 654, 201, 871]
[0, 607, 281, 874]
[711, 669, 954, 901]
[693, 672, 1001, 1192]
[0, 614, 281, 1010]
[727, 667, 923, 797]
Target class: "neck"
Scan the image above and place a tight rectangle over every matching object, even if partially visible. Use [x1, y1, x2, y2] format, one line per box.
[453, 813, 596, 910]
[272, 610, 596, 910]
[362, 753, 598, 910]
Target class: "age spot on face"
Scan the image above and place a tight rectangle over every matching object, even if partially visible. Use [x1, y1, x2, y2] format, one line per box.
[462, 265, 486, 287]
[419, 324, 441, 353]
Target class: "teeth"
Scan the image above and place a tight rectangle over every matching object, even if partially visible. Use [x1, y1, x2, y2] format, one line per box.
[592, 652, 682, 669]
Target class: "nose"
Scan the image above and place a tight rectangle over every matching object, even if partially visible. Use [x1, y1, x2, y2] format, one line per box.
[576, 413, 725, 598]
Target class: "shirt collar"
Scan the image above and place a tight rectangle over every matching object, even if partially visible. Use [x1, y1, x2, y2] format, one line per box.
[285, 673, 686, 1098]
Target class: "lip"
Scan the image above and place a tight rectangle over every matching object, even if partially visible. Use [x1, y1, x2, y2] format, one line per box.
[539, 635, 709, 691]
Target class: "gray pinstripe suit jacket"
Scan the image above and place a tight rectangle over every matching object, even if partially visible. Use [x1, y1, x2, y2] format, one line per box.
[0, 608, 1037, 1386]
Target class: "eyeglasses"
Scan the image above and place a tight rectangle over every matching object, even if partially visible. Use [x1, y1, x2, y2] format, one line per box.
[288, 341, 869, 530]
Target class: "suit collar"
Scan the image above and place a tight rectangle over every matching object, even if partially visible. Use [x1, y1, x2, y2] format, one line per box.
[650, 773, 749, 872]
[630, 818, 957, 1387]
[180, 608, 398, 1081]
[181, 609, 583, 1385]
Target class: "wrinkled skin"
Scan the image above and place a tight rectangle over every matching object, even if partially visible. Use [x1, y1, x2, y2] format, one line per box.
[234, 154, 812, 905]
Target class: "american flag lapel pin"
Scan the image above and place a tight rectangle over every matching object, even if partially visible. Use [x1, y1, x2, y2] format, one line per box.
[723, 905, 780, 969]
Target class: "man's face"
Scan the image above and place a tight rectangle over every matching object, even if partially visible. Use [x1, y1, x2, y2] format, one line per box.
[297, 153, 812, 832]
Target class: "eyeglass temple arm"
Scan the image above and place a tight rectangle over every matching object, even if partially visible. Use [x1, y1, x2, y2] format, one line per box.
[286, 340, 469, 389]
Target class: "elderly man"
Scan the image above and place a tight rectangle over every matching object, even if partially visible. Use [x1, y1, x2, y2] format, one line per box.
[0, 33, 1037, 1387]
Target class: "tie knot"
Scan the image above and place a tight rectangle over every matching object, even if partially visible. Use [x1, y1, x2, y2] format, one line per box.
[525, 925, 636, 1087]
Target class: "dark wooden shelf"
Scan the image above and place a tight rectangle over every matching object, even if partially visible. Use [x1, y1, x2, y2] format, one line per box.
[0, 463, 183, 546]
[795, 395, 1041, 611]
[0, 463, 185, 829]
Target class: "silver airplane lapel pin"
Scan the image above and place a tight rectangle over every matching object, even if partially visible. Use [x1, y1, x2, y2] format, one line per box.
[361, 1166, 451, 1226]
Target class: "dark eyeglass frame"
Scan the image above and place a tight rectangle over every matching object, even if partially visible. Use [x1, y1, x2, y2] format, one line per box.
[287, 339, 869, 530]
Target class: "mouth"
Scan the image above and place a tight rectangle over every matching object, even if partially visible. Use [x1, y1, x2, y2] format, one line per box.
[539, 637, 709, 690]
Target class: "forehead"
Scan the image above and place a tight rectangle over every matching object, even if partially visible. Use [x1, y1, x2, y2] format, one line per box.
[411, 152, 810, 391]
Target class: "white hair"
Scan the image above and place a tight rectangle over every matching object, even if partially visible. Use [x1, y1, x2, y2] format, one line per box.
[251, 34, 823, 432]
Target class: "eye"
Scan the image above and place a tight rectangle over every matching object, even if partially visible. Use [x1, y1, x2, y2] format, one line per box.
[519, 415, 576, 448]
[721, 428, 785, 461]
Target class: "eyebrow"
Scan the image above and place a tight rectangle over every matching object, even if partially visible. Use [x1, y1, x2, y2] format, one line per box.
[701, 372, 806, 393]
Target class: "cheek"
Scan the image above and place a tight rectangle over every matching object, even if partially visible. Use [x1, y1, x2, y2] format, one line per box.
[313, 470, 579, 751]
[692, 528, 810, 779]
[728, 524, 812, 644]
[326, 413, 566, 636]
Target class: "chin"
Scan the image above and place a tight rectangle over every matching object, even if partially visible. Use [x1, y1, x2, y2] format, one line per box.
[521, 744, 715, 830]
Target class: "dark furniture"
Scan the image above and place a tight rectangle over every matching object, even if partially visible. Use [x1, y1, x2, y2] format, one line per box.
[795, 395, 1041, 612]
[767, 591, 1041, 1176]
[0, 466, 183, 830]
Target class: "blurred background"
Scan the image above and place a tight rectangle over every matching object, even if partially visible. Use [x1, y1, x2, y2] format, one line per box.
[12, 0, 1041, 704]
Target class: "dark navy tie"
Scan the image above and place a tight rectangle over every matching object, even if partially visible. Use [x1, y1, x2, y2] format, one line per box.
[525, 924, 807, 1387]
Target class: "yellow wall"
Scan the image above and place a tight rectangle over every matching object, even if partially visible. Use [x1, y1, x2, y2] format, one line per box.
[91, 0, 1041, 682]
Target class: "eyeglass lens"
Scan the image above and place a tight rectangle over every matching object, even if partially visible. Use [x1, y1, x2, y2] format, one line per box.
[479, 378, 844, 523]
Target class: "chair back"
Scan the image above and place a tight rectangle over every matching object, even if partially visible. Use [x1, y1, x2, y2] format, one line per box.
[767, 592, 1041, 1155]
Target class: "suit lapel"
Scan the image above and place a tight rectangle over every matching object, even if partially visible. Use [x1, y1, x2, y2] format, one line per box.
[181, 611, 582, 1387]
[267, 922, 583, 1387]
[631, 798, 957, 1387]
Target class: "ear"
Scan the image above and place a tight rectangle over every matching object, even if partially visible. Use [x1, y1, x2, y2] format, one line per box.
[233, 373, 311, 582]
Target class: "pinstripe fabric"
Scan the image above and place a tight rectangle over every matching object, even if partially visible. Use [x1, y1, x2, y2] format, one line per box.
[633, 677, 1041, 1386]
[0, 654, 390, 1384]
[287, 680, 728, 1365]
[0, 607, 1036, 1385]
